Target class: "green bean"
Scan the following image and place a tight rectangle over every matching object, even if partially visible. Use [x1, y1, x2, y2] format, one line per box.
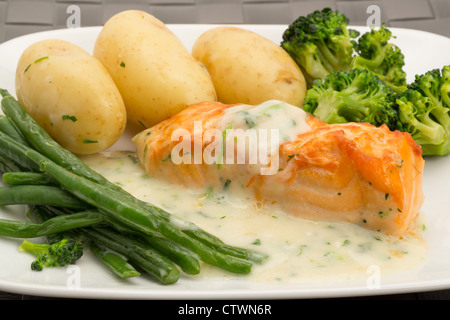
[0, 185, 89, 210]
[0, 131, 39, 173]
[100, 214, 201, 275]
[82, 227, 180, 285]
[0, 153, 24, 173]
[2, 172, 55, 186]
[141, 235, 200, 275]
[88, 241, 140, 279]
[35, 157, 162, 235]
[0, 209, 103, 238]
[45, 204, 201, 275]
[29, 205, 67, 244]
[0, 115, 28, 146]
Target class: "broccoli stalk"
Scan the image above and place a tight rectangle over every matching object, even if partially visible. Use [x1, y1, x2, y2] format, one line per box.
[396, 66, 450, 156]
[303, 68, 398, 130]
[350, 24, 407, 93]
[19, 236, 84, 271]
[281, 8, 359, 86]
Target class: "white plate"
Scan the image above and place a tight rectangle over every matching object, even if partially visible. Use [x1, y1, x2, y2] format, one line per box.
[0, 25, 450, 300]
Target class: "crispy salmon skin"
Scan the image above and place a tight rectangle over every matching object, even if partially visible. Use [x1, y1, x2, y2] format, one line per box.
[132, 100, 425, 236]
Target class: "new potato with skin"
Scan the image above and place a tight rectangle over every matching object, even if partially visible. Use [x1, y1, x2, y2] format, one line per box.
[93, 10, 217, 130]
[15, 39, 127, 155]
[192, 27, 307, 107]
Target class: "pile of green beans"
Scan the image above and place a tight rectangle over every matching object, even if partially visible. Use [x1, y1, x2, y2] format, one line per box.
[0, 89, 268, 285]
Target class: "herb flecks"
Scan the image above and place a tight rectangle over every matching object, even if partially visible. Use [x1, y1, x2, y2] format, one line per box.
[137, 120, 147, 129]
[378, 211, 389, 218]
[252, 239, 261, 245]
[218, 122, 233, 169]
[82, 138, 98, 144]
[287, 153, 299, 162]
[297, 244, 307, 256]
[34, 56, 49, 64]
[223, 179, 231, 191]
[62, 115, 77, 122]
[24, 56, 49, 73]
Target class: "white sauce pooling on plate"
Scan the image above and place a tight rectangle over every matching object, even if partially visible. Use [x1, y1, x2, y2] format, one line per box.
[81, 151, 428, 285]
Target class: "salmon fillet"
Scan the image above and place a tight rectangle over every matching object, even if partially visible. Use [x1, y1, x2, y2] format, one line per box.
[132, 100, 425, 236]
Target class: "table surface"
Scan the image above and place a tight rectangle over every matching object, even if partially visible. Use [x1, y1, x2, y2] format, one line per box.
[0, 0, 449, 300]
[1, 289, 450, 300]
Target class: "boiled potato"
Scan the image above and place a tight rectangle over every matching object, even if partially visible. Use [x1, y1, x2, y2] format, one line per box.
[15, 39, 127, 155]
[93, 10, 217, 130]
[192, 27, 307, 107]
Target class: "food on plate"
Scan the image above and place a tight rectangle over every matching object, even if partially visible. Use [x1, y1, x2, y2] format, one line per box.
[396, 66, 450, 156]
[15, 39, 126, 155]
[93, 10, 217, 130]
[350, 24, 407, 93]
[281, 8, 360, 86]
[192, 26, 307, 107]
[0, 91, 266, 283]
[302, 68, 399, 130]
[133, 100, 425, 236]
[0, 6, 441, 287]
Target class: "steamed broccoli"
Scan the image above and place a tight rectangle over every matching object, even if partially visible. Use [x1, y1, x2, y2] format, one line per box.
[303, 68, 398, 130]
[19, 234, 84, 271]
[396, 66, 450, 156]
[351, 24, 407, 93]
[281, 8, 359, 86]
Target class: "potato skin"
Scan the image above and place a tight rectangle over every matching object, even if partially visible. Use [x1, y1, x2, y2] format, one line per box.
[192, 27, 307, 107]
[93, 10, 217, 130]
[15, 39, 127, 155]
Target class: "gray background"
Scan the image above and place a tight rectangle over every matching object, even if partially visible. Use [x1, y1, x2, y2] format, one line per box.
[0, 0, 449, 44]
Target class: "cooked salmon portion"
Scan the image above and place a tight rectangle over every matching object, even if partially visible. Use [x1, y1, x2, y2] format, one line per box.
[132, 100, 425, 236]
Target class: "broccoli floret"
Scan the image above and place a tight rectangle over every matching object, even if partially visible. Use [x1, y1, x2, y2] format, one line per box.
[19, 235, 84, 271]
[396, 66, 450, 156]
[303, 68, 398, 130]
[281, 8, 359, 86]
[351, 24, 407, 93]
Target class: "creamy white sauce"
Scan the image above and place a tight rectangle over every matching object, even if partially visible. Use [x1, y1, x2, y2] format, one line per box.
[217, 100, 311, 143]
[215, 100, 311, 176]
[81, 151, 428, 285]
